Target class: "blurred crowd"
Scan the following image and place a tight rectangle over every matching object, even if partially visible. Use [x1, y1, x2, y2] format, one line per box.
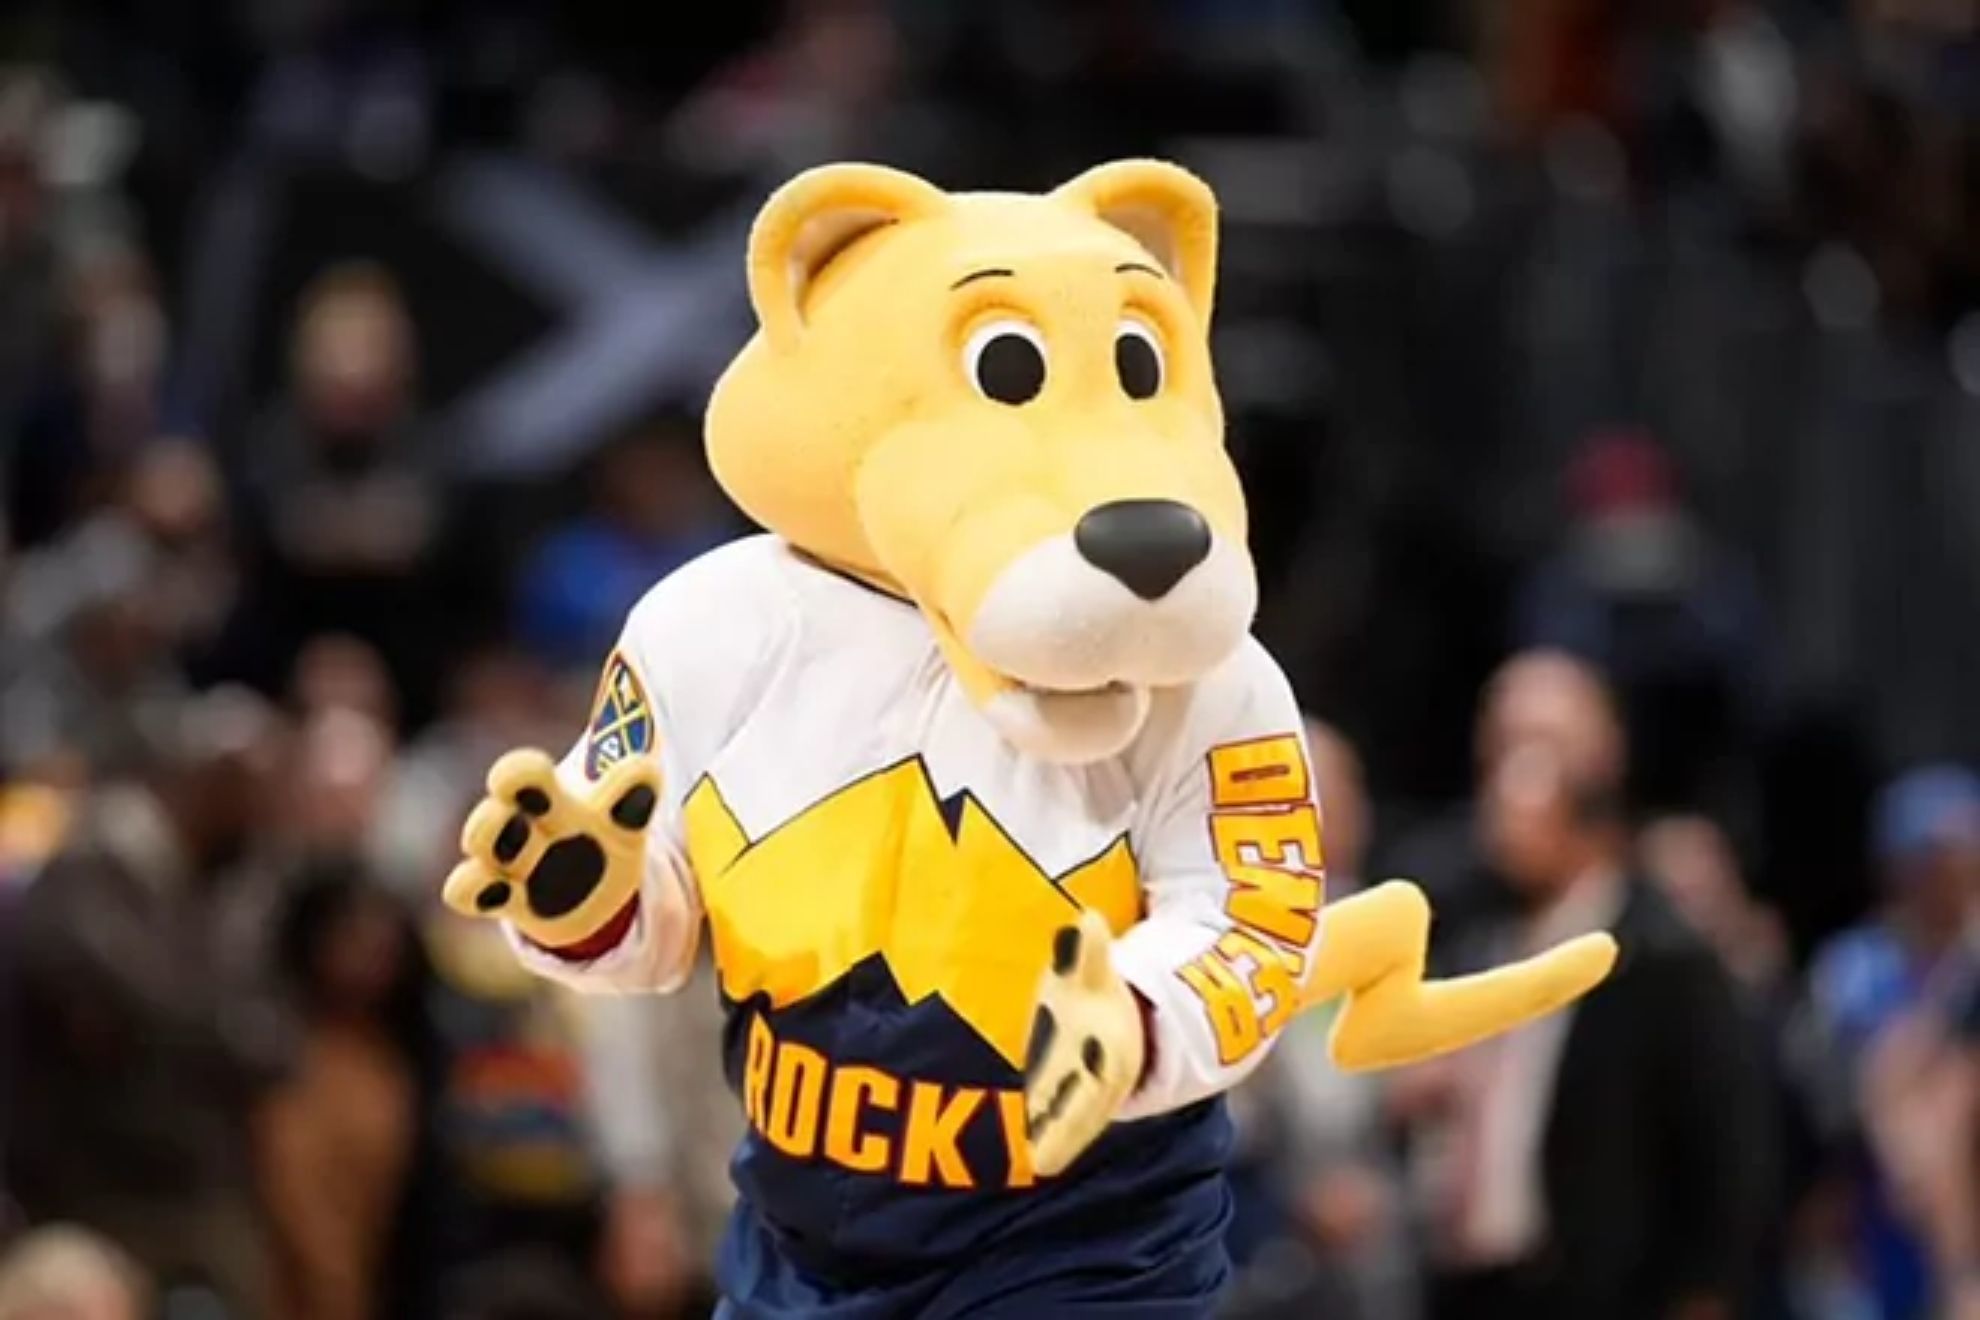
[2, 1, 1979, 1318]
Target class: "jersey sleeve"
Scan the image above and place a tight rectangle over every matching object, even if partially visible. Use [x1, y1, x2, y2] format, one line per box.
[1112, 638, 1325, 1120]
[503, 537, 789, 994]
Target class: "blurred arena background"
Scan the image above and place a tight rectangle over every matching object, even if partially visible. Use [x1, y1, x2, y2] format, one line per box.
[2, 0, 1980, 1317]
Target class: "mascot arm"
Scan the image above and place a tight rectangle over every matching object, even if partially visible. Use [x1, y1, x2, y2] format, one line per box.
[1025, 642, 1319, 1173]
[496, 769, 704, 996]
[445, 546, 787, 994]
[1109, 640, 1325, 1120]
[442, 648, 702, 993]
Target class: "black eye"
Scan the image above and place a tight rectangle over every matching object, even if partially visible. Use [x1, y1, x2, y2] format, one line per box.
[1115, 319, 1164, 400]
[964, 320, 1047, 406]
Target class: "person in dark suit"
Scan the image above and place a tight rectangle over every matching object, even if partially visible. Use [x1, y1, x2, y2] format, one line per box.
[1397, 651, 1775, 1320]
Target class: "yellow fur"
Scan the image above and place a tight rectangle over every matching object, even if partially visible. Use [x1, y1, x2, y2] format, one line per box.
[1304, 883, 1618, 1071]
[705, 158, 1616, 1101]
[707, 161, 1243, 711]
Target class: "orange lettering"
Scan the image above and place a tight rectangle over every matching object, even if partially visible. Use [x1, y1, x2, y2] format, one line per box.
[765, 1041, 827, 1157]
[900, 1083, 982, 1188]
[824, 1066, 898, 1173]
[1211, 807, 1323, 950]
[743, 1014, 775, 1130]
[1179, 949, 1263, 1064]
[996, 1089, 1035, 1189]
[734, 1021, 1036, 1190]
[1218, 929, 1301, 1037]
[1208, 735, 1310, 809]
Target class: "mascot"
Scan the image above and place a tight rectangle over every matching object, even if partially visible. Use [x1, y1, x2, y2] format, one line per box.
[443, 159, 1618, 1317]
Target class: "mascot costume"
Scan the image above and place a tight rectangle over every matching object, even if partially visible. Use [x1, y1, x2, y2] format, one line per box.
[443, 160, 1618, 1317]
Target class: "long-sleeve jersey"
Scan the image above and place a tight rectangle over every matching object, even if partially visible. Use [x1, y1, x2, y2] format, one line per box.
[505, 534, 1325, 1297]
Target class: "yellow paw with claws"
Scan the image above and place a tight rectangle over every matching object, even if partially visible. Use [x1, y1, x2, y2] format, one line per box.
[1022, 909, 1147, 1178]
[443, 749, 661, 951]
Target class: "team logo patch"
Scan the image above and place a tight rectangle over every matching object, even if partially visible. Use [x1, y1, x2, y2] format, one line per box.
[585, 651, 654, 779]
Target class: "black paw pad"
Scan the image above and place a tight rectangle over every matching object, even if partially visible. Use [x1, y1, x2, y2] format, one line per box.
[493, 815, 531, 864]
[526, 835, 607, 918]
[515, 786, 553, 817]
[1025, 1005, 1059, 1075]
[476, 880, 513, 912]
[610, 783, 658, 831]
[1052, 925, 1082, 975]
[1081, 1037, 1105, 1076]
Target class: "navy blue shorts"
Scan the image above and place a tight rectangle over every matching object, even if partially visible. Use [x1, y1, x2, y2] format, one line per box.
[712, 1185, 1232, 1319]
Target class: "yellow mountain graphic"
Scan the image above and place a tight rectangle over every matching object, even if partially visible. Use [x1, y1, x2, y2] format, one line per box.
[682, 759, 1140, 1067]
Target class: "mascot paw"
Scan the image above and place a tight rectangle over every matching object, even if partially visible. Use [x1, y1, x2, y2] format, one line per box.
[1023, 909, 1147, 1177]
[443, 749, 660, 951]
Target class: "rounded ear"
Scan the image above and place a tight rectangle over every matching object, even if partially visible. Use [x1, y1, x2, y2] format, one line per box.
[1054, 159, 1218, 321]
[747, 162, 950, 352]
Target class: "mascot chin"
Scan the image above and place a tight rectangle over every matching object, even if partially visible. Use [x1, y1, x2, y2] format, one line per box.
[444, 159, 1617, 1318]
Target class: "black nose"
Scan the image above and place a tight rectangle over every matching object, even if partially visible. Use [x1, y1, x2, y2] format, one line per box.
[1073, 500, 1212, 601]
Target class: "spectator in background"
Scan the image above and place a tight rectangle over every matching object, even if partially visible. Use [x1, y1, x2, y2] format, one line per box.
[0, 1224, 151, 1320]
[660, 0, 907, 175]
[0, 766, 73, 888]
[281, 705, 398, 862]
[1399, 652, 1772, 1320]
[0, 67, 155, 558]
[3, 508, 193, 781]
[1377, 647, 1634, 949]
[237, 262, 460, 727]
[119, 438, 244, 684]
[1222, 718, 1419, 1320]
[2, 685, 295, 1318]
[264, 657, 606, 1309]
[1859, 964, 1980, 1320]
[0, 68, 62, 443]
[4, 433, 249, 781]
[1512, 426, 1770, 819]
[290, 634, 402, 738]
[371, 647, 570, 902]
[0, 437, 240, 873]
[419, 917, 609, 1313]
[257, 857, 444, 1320]
[1640, 813, 1810, 1320]
[278, 634, 428, 900]
[578, 949, 742, 1317]
[1640, 813, 1791, 1011]
[513, 413, 732, 680]
[1802, 763, 1980, 1319]
[1480, 0, 1635, 150]
[7, 241, 169, 553]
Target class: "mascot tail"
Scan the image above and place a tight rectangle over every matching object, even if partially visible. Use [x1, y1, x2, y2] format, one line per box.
[1300, 880, 1619, 1072]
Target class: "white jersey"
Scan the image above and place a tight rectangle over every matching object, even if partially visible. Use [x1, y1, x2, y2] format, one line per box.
[510, 534, 1324, 1215]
